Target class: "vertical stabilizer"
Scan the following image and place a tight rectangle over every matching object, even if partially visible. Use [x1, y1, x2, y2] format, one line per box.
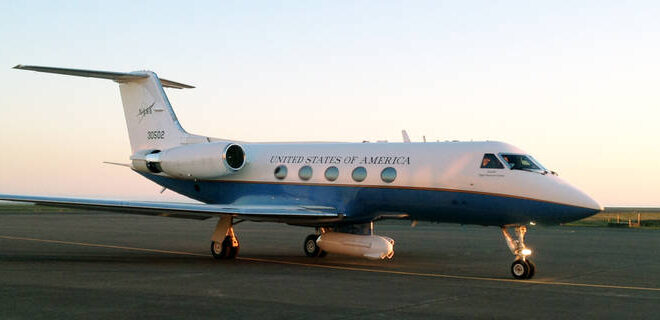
[13, 65, 199, 153]
[118, 71, 189, 153]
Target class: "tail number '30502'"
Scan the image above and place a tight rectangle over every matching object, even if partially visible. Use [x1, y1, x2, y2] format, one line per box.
[147, 130, 165, 140]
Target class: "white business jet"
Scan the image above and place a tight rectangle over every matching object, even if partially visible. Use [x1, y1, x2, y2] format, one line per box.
[1, 65, 602, 280]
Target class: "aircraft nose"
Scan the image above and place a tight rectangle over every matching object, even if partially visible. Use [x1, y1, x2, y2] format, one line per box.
[570, 186, 603, 216]
[558, 179, 603, 219]
[582, 194, 603, 212]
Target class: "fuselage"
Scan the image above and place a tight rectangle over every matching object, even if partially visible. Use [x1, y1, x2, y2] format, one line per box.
[141, 140, 602, 226]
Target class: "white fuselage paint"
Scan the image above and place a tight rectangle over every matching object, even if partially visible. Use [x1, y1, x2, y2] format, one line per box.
[163, 140, 601, 211]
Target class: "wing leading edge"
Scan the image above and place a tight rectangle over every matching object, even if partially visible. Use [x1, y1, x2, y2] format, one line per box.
[0, 194, 342, 224]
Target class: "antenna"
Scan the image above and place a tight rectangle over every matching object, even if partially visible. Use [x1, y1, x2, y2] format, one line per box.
[401, 130, 411, 143]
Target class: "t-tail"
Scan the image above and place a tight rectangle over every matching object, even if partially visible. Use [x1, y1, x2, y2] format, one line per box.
[13, 65, 208, 153]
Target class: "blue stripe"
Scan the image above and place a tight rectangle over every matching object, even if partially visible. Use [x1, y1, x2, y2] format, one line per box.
[141, 173, 599, 226]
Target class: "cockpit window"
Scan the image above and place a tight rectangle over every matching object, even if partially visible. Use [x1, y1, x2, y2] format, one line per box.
[480, 153, 504, 169]
[500, 154, 541, 171]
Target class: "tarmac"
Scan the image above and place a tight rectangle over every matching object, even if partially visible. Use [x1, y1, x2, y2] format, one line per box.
[1, 210, 658, 319]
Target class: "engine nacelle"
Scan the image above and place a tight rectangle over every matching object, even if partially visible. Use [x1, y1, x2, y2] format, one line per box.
[316, 232, 395, 260]
[131, 142, 246, 179]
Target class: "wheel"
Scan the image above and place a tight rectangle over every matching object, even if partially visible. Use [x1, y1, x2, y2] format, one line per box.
[211, 240, 224, 259]
[210, 236, 239, 259]
[227, 245, 240, 259]
[511, 259, 531, 280]
[304, 234, 321, 257]
[526, 259, 536, 279]
[222, 236, 239, 259]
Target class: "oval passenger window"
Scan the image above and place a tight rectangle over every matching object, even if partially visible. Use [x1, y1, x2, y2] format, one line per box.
[325, 166, 339, 181]
[381, 167, 397, 183]
[352, 167, 367, 182]
[274, 165, 287, 180]
[299, 166, 313, 181]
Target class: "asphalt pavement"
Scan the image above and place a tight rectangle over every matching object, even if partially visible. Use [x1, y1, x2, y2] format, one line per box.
[0, 211, 658, 319]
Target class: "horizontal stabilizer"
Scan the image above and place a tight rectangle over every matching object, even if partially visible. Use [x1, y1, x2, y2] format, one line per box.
[13, 64, 194, 89]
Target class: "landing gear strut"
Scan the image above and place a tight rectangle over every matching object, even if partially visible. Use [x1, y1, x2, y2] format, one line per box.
[211, 216, 240, 259]
[502, 226, 535, 280]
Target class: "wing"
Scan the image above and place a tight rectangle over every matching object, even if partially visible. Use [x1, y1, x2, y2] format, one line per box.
[0, 194, 343, 224]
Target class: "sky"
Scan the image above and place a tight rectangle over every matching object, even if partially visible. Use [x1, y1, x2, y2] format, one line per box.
[0, 1, 659, 206]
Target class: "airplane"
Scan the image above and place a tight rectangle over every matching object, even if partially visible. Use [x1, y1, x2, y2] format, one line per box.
[0, 65, 603, 280]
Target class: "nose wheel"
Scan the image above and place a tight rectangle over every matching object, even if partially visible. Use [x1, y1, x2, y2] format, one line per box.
[502, 226, 535, 280]
[511, 258, 536, 280]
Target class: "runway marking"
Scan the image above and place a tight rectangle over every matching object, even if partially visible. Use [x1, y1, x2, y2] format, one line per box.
[2, 235, 659, 293]
[0, 235, 208, 258]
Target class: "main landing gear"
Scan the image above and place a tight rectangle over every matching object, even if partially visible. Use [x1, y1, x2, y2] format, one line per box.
[502, 225, 536, 280]
[303, 232, 327, 258]
[210, 216, 240, 259]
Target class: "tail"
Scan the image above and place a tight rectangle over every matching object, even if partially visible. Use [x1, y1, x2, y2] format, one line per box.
[13, 64, 203, 153]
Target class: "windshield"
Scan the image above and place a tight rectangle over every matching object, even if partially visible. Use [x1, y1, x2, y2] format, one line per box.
[500, 154, 543, 171]
[480, 153, 505, 169]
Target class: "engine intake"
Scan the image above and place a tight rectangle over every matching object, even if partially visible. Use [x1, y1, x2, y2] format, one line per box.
[131, 142, 247, 179]
[224, 144, 245, 170]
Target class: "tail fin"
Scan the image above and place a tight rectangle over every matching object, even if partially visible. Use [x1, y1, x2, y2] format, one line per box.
[14, 65, 198, 153]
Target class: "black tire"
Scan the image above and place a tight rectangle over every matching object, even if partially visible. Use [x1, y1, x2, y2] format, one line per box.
[304, 234, 320, 257]
[511, 259, 530, 280]
[526, 259, 536, 279]
[211, 236, 239, 259]
[222, 236, 239, 259]
[227, 245, 240, 259]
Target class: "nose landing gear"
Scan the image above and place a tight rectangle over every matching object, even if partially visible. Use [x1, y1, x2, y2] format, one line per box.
[502, 226, 535, 280]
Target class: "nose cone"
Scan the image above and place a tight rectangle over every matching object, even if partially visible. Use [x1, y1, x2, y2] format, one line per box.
[539, 177, 603, 224]
[564, 185, 603, 221]
[579, 193, 603, 215]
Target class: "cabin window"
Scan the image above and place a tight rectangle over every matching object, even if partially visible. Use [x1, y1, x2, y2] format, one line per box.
[298, 166, 313, 180]
[380, 167, 397, 183]
[352, 167, 367, 182]
[500, 154, 541, 171]
[274, 165, 288, 180]
[480, 153, 504, 169]
[325, 166, 339, 181]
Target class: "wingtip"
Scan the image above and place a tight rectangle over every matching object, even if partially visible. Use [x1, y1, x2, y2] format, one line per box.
[13, 64, 24, 69]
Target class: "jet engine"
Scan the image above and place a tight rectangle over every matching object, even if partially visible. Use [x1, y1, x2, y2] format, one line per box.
[316, 232, 395, 260]
[131, 142, 246, 179]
